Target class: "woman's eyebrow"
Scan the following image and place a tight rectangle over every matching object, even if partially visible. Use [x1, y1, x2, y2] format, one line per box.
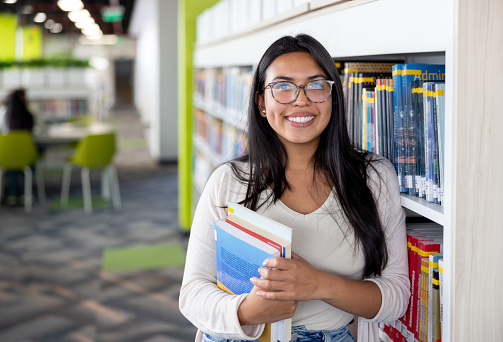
[271, 74, 328, 82]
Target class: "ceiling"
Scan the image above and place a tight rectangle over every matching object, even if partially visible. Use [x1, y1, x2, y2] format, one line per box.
[0, 0, 136, 35]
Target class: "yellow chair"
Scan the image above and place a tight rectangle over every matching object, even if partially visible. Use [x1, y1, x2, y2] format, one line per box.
[0, 130, 45, 212]
[60, 132, 121, 214]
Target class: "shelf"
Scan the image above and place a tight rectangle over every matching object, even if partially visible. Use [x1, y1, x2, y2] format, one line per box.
[400, 194, 445, 226]
[193, 134, 225, 167]
[194, 94, 248, 132]
[194, 0, 447, 68]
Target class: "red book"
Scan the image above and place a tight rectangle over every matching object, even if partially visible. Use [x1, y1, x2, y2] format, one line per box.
[405, 228, 442, 338]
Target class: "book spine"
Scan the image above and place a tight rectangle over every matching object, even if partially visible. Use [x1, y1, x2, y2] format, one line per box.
[387, 79, 394, 164]
[432, 269, 441, 342]
[434, 84, 446, 205]
[392, 65, 405, 192]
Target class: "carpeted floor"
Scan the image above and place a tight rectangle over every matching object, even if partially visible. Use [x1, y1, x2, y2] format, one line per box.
[0, 110, 198, 341]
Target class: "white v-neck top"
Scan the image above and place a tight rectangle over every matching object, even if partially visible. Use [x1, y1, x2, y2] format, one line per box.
[179, 158, 410, 341]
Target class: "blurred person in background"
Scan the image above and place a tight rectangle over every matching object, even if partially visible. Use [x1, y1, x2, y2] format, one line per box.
[0, 88, 35, 206]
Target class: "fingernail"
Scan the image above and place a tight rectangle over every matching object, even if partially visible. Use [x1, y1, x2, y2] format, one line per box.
[262, 259, 269, 266]
[250, 277, 257, 283]
[256, 291, 263, 297]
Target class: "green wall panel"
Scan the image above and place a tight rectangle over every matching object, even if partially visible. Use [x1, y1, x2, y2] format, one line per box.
[0, 14, 17, 61]
[178, 0, 220, 231]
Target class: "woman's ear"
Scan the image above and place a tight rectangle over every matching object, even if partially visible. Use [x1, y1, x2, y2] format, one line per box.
[255, 92, 266, 117]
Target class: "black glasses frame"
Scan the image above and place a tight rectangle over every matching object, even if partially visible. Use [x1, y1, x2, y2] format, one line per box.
[263, 80, 335, 104]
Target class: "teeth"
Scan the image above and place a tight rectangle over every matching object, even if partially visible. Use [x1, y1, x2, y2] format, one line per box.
[287, 116, 315, 123]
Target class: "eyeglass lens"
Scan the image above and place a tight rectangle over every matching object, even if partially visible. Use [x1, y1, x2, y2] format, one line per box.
[271, 80, 333, 104]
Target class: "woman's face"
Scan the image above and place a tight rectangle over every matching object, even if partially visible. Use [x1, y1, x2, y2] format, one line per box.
[257, 51, 332, 150]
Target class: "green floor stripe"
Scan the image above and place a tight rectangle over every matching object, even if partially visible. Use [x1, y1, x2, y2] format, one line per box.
[102, 244, 186, 271]
[50, 196, 110, 211]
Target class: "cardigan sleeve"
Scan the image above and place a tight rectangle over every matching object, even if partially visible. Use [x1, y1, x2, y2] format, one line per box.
[178, 164, 265, 340]
[358, 158, 411, 341]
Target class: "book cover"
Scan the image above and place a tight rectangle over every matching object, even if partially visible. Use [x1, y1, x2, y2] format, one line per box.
[214, 219, 281, 295]
[402, 64, 445, 196]
[227, 202, 293, 342]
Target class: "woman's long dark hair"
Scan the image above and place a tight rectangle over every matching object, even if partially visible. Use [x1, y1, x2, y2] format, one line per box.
[229, 34, 388, 278]
[4, 89, 34, 132]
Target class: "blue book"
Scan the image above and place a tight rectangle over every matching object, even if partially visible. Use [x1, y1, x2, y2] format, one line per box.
[392, 64, 405, 192]
[214, 219, 280, 295]
[226, 202, 293, 342]
[434, 83, 446, 205]
[402, 64, 445, 196]
[422, 82, 444, 203]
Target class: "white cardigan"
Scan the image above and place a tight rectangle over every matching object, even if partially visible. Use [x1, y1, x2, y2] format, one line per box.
[179, 158, 410, 341]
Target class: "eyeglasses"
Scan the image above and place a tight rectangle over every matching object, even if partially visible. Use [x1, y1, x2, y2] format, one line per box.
[264, 80, 335, 104]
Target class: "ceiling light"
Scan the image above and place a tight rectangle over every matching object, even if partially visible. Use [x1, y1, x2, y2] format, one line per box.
[50, 23, 63, 33]
[85, 33, 104, 41]
[81, 25, 101, 36]
[34, 12, 47, 23]
[3, 0, 18, 4]
[44, 19, 55, 29]
[68, 9, 90, 22]
[75, 17, 95, 29]
[80, 35, 118, 46]
[57, 0, 83, 12]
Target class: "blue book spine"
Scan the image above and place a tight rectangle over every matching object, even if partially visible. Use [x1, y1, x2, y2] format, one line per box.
[392, 64, 405, 192]
[402, 64, 445, 196]
[434, 83, 446, 205]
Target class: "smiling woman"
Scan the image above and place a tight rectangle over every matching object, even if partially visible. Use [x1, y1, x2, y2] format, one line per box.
[179, 34, 410, 342]
[257, 51, 333, 150]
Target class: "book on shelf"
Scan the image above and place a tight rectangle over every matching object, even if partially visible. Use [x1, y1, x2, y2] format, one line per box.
[218, 202, 293, 342]
[392, 64, 406, 193]
[341, 62, 395, 148]
[406, 224, 443, 342]
[401, 64, 445, 196]
[431, 268, 441, 342]
[412, 80, 426, 198]
[395, 222, 443, 342]
[438, 258, 445, 342]
[427, 253, 443, 342]
[434, 83, 446, 205]
[423, 81, 445, 205]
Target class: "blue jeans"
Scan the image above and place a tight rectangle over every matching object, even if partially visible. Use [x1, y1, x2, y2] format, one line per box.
[201, 323, 354, 342]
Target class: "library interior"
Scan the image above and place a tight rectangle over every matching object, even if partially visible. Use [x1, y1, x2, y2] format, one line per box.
[0, 0, 501, 341]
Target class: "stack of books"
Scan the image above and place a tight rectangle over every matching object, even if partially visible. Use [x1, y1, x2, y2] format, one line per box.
[214, 202, 293, 342]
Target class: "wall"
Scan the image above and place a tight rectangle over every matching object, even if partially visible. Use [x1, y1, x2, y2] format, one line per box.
[129, 0, 178, 162]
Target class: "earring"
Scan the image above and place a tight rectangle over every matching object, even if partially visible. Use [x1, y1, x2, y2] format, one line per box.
[262, 110, 266, 116]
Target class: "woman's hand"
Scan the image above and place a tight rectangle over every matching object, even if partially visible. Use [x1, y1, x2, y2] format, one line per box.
[251, 252, 324, 301]
[253, 252, 382, 319]
[237, 285, 297, 325]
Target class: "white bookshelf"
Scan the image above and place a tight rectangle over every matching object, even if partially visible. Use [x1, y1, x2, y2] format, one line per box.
[192, 0, 503, 341]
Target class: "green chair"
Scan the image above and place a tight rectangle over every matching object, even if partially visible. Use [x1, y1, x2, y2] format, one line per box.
[60, 132, 121, 214]
[0, 130, 46, 212]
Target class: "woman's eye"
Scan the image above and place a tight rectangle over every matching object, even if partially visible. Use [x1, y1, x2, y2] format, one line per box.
[275, 82, 295, 91]
[307, 81, 325, 89]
